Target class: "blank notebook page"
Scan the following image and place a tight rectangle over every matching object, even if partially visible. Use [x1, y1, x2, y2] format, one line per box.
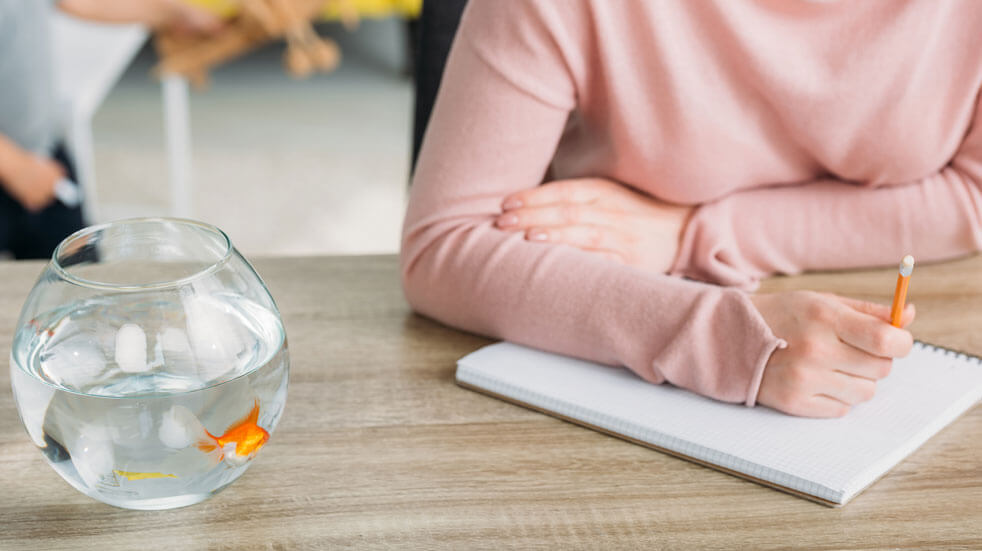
[457, 341, 982, 505]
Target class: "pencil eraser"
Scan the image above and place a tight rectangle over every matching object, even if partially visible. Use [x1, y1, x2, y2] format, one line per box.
[899, 255, 915, 276]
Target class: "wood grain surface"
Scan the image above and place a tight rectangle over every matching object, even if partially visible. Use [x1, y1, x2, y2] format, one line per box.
[1, 254, 980, 550]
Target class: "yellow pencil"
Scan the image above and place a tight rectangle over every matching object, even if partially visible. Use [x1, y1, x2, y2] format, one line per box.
[890, 255, 914, 327]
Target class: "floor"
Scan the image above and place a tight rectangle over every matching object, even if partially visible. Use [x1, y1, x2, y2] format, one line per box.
[91, 19, 412, 256]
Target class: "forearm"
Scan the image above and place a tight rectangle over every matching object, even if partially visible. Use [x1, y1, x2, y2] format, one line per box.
[405, 154, 784, 405]
[404, 1, 783, 405]
[672, 87, 982, 289]
[672, 170, 982, 288]
[404, 214, 782, 404]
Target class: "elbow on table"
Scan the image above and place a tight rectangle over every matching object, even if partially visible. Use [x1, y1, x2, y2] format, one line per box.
[399, 238, 481, 336]
[399, 217, 495, 336]
[398, 222, 458, 321]
[399, 243, 428, 315]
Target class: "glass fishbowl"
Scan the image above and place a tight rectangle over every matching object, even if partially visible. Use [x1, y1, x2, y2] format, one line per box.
[9, 218, 289, 510]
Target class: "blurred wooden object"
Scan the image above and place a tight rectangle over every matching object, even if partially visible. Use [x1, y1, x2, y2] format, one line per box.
[189, 0, 418, 21]
[155, 0, 352, 82]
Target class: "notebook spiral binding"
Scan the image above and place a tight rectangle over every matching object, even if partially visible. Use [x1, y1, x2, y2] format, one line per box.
[913, 340, 981, 364]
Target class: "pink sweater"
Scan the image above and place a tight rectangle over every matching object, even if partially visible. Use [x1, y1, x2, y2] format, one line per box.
[401, 0, 982, 405]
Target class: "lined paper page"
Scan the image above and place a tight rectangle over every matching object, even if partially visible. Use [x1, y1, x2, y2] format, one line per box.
[457, 342, 982, 505]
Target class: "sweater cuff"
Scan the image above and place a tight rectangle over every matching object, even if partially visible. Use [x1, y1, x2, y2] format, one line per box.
[727, 287, 786, 406]
[744, 332, 787, 407]
[669, 200, 761, 291]
[668, 202, 702, 278]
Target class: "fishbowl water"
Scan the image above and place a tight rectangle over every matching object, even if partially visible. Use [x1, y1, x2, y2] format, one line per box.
[10, 291, 289, 510]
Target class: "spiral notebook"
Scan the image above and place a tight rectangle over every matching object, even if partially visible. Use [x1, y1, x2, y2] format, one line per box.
[456, 341, 982, 506]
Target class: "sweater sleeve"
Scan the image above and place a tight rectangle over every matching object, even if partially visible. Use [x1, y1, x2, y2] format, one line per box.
[671, 90, 982, 289]
[401, 0, 784, 406]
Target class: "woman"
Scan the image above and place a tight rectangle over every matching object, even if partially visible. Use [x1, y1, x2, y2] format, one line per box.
[402, 1, 981, 417]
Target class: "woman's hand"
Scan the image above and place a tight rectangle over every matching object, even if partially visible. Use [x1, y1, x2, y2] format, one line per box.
[495, 178, 693, 274]
[59, 0, 224, 35]
[752, 291, 915, 418]
[0, 140, 62, 213]
[157, 0, 224, 35]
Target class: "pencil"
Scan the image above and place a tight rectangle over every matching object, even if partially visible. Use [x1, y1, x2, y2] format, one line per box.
[890, 255, 914, 328]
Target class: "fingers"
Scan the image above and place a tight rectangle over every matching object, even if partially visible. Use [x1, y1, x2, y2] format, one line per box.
[835, 354, 893, 381]
[833, 302, 914, 358]
[501, 178, 612, 210]
[830, 343, 893, 381]
[834, 295, 916, 327]
[792, 395, 852, 418]
[814, 370, 878, 405]
[496, 203, 621, 230]
[761, 366, 872, 417]
[757, 361, 857, 417]
[756, 291, 914, 418]
[523, 225, 629, 256]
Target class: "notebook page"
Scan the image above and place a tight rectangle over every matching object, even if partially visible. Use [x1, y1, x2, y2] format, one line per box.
[457, 342, 982, 504]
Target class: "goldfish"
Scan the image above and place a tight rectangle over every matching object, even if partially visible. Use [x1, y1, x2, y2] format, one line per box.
[27, 318, 54, 337]
[34, 388, 272, 490]
[113, 470, 177, 481]
[196, 399, 270, 462]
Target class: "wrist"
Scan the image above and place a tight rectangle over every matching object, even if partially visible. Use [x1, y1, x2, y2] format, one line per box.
[666, 203, 697, 275]
[675, 204, 694, 243]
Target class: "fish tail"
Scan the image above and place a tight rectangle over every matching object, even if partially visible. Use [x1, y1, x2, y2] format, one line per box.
[247, 399, 260, 424]
[196, 431, 222, 458]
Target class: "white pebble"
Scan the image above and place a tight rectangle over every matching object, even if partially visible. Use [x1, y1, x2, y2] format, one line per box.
[160, 327, 191, 353]
[159, 406, 196, 449]
[115, 323, 149, 373]
[70, 429, 114, 489]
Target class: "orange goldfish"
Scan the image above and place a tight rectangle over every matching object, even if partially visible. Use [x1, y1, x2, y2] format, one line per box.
[27, 318, 54, 337]
[197, 399, 269, 461]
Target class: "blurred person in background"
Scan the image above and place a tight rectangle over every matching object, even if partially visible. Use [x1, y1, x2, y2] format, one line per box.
[0, 0, 221, 259]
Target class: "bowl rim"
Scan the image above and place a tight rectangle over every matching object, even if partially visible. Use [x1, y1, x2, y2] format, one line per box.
[52, 217, 234, 291]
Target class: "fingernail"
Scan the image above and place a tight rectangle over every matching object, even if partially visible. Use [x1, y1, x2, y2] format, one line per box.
[502, 198, 522, 210]
[496, 214, 518, 228]
[529, 231, 549, 242]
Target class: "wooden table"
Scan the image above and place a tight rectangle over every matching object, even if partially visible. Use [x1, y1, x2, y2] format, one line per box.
[1, 255, 981, 549]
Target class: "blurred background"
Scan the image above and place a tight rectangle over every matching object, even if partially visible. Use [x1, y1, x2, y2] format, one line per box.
[95, 19, 412, 256]
[4, 0, 423, 259]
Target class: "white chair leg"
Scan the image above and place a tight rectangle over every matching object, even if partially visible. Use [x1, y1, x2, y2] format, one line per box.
[67, 114, 100, 224]
[162, 75, 192, 218]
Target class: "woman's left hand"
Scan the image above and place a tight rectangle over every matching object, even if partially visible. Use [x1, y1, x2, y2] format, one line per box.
[495, 177, 694, 274]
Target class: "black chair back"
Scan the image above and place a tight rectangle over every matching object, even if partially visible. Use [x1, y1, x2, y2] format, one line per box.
[411, 0, 470, 172]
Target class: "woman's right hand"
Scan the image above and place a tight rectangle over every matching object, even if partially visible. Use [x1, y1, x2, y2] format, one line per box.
[751, 291, 915, 418]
